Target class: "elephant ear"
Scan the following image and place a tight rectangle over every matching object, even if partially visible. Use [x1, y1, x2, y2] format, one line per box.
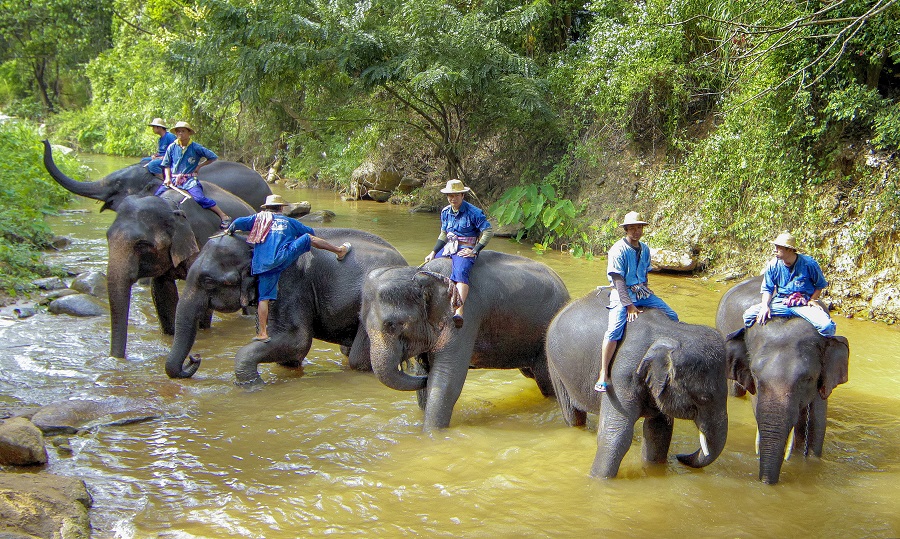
[724, 328, 755, 395]
[416, 272, 450, 327]
[169, 211, 200, 269]
[819, 335, 850, 399]
[240, 269, 257, 308]
[636, 338, 679, 402]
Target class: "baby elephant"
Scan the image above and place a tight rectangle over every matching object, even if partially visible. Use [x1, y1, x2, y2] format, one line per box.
[546, 291, 728, 478]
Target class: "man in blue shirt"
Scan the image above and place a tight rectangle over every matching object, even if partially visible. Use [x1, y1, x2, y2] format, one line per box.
[140, 118, 176, 177]
[594, 212, 678, 393]
[742, 232, 836, 337]
[424, 179, 493, 328]
[227, 194, 350, 342]
[155, 121, 231, 227]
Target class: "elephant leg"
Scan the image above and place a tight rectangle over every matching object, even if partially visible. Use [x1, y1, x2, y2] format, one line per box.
[519, 356, 555, 398]
[641, 413, 674, 464]
[547, 360, 586, 427]
[795, 398, 828, 457]
[347, 326, 372, 371]
[151, 276, 179, 335]
[199, 307, 213, 330]
[421, 346, 473, 430]
[591, 401, 637, 478]
[234, 327, 311, 384]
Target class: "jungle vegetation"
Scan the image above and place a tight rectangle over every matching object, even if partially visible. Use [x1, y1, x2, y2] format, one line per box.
[1, 0, 898, 295]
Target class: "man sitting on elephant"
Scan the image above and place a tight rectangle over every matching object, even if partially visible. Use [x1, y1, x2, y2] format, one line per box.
[155, 121, 232, 228]
[424, 179, 493, 328]
[742, 232, 836, 337]
[594, 211, 678, 393]
[227, 194, 351, 343]
[139, 117, 175, 178]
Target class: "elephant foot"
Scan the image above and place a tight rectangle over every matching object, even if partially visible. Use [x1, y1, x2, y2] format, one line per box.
[234, 375, 265, 388]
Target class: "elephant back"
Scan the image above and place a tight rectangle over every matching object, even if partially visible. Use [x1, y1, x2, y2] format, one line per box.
[716, 276, 764, 335]
[199, 161, 272, 210]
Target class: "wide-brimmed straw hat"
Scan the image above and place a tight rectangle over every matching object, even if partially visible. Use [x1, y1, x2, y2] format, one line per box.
[772, 232, 799, 251]
[620, 211, 649, 228]
[440, 179, 471, 194]
[148, 118, 167, 129]
[172, 121, 195, 134]
[261, 194, 288, 208]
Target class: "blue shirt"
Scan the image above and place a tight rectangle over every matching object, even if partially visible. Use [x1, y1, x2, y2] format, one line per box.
[230, 214, 315, 275]
[440, 200, 490, 238]
[761, 253, 828, 299]
[154, 132, 176, 158]
[161, 141, 217, 175]
[607, 238, 652, 287]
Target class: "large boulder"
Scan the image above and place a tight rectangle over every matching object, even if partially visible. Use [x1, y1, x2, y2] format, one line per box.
[0, 417, 48, 466]
[30, 398, 160, 435]
[47, 295, 106, 317]
[32, 277, 66, 291]
[285, 201, 311, 218]
[0, 473, 92, 539]
[69, 272, 106, 298]
[650, 248, 698, 273]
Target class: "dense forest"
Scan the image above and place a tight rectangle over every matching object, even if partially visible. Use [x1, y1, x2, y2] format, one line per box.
[1, 0, 898, 319]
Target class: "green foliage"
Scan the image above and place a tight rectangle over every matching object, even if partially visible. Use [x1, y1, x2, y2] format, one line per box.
[0, 119, 76, 292]
[490, 181, 582, 255]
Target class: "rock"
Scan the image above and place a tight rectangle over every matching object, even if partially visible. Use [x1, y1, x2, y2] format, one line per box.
[38, 289, 79, 305]
[409, 204, 437, 214]
[492, 221, 522, 238]
[397, 176, 425, 194]
[367, 189, 392, 203]
[31, 277, 66, 291]
[300, 210, 336, 223]
[12, 305, 38, 319]
[47, 294, 106, 317]
[69, 271, 107, 298]
[650, 248, 697, 273]
[0, 472, 92, 539]
[30, 398, 161, 435]
[49, 236, 71, 249]
[0, 417, 48, 466]
[285, 201, 311, 218]
[367, 168, 402, 193]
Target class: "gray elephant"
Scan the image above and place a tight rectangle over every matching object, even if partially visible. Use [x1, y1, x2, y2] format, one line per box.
[167, 228, 408, 381]
[360, 252, 570, 430]
[42, 139, 272, 211]
[546, 290, 729, 478]
[716, 276, 850, 484]
[105, 190, 255, 359]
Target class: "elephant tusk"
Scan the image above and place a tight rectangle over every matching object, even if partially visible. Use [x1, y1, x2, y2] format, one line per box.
[755, 429, 760, 456]
[784, 428, 795, 461]
[699, 431, 710, 457]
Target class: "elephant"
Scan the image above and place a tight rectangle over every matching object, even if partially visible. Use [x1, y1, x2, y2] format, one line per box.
[716, 276, 850, 484]
[360, 252, 570, 430]
[165, 228, 408, 381]
[105, 189, 255, 359]
[42, 139, 272, 211]
[545, 290, 729, 478]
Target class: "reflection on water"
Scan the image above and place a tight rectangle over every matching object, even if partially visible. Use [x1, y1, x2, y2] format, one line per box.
[1, 154, 899, 537]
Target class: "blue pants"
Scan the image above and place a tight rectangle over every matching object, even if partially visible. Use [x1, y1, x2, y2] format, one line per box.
[743, 298, 836, 337]
[139, 157, 164, 174]
[154, 183, 217, 209]
[255, 235, 312, 301]
[435, 251, 477, 284]
[605, 291, 678, 341]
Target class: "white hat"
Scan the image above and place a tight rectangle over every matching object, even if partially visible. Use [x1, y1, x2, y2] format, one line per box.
[440, 179, 470, 194]
[148, 118, 167, 129]
[172, 121, 195, 134]
[772, 232, 799, 251]
[620, 211, 648, 228]
[261, 194, 288, 208]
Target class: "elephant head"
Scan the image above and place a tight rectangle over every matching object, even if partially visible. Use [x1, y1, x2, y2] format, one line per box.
[634, 333, 730, 470]
[107, 195, 199, 358]
[725, 320, 850, 484]
[43, 140, 159, 212]
[361, 266, 451, 391]
[166, 234, 255, 378]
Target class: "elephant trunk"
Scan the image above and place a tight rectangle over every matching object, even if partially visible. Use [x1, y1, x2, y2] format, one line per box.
[42, 140, 109, 201]
[165, 290, 207, 378]
[676, 409, 728, 468]
[369, 334, 427, 391]
[757, 418, 792, 484]
[106, 261, 135, 359]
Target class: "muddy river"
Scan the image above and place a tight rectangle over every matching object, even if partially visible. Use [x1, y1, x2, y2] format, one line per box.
[0, 154, 898, 537]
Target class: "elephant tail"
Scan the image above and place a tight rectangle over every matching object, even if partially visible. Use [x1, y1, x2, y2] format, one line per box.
[548, 358, 587, 427]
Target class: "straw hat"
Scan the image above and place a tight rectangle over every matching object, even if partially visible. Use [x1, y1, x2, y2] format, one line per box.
[172, 121, 195, 134]
[772, 232, 799, 251]
[148, 118, 167, 129]
[440, 179, 470, 194]
[261, 194, 288, 208]
[620, 211, 648, 228]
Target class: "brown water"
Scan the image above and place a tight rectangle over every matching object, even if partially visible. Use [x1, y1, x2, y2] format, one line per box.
[1, 154, 898, 537]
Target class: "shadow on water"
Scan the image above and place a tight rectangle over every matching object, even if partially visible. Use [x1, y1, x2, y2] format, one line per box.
[0, 153, 898, 537]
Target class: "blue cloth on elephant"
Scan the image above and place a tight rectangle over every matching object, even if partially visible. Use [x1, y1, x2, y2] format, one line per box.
[229, 213, 314, 300]
[434, 201, 490, 284]
[604, 238, 678, 341]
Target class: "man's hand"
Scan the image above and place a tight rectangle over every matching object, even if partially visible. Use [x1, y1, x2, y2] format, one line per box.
[424, 251, 435, 263]
[458, 247, 476, 258]
[756, 303, 771, 325]
[626, 304, 642, 322]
